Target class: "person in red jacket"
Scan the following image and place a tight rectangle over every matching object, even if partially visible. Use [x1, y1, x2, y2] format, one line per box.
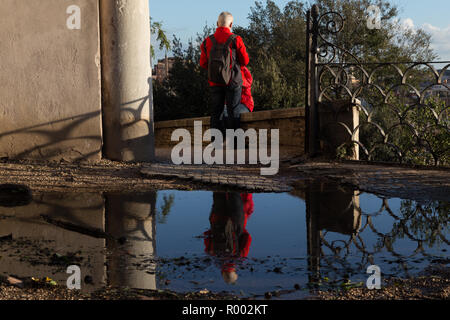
[204, 192, 254, 285]
[200, 12, 250, 132]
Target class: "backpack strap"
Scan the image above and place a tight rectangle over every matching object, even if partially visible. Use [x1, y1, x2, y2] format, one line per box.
[209, 35, 218, 46]
[225, 34, 237, 49]
[227, 35, 238, 69]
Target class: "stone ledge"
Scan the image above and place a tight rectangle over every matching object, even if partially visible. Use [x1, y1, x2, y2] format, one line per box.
[155, 116, 210, 129]
[241, 107, 305, 122]
[154, 107, 306, 129]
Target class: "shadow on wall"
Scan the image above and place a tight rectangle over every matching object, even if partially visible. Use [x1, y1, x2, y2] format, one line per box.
[0, 76, 155, 163]
[0, 111, 102, 162]
[102, 77, 155, 161]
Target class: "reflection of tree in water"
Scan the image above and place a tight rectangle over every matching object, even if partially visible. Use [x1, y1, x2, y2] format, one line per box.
[156, 194, 175, 224]
[387, 200, 449, 248]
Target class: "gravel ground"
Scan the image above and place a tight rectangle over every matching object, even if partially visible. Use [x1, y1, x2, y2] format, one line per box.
[1, 158, 448, 201]
[0, 285, 239, 300]
[1, 266, 448, 300]
[316, 265, 450, 300]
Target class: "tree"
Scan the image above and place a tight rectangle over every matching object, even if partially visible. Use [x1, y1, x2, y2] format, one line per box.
[153, 25, 214, 121]
[233, 0, 307, 110]
[315, 0, 436, 63]
[150, 19, 171, 63]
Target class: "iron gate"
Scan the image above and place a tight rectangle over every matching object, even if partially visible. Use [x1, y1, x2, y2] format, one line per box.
[305, 5, 450, 166]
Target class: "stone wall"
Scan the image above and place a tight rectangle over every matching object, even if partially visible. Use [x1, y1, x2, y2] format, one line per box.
[155, 108, 306, 153]
[0, 0, 102, 162]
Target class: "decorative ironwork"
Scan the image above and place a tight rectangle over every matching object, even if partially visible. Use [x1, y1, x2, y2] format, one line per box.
[306, 186, 449, 286]
[306, 5, 450, 166]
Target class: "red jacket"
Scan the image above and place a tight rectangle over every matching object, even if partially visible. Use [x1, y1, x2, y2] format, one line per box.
[241, 66, 254, 112]
[200, 27, 250, 87]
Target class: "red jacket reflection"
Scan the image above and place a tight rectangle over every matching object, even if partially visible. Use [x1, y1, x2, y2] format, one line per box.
[204, 193, 254, 270]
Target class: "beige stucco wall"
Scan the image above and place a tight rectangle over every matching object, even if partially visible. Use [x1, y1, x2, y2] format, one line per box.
[0, 0, 102, 161]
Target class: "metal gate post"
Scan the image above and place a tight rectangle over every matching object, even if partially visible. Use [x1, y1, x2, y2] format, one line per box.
[305, 5, 320, 156]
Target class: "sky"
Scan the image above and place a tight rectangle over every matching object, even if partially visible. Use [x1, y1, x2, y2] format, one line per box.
[149, 0, 450, 62]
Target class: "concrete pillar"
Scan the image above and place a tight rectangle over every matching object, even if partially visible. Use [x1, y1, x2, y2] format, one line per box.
[318, 99, 361, 160]
[100, 0, 154, 161]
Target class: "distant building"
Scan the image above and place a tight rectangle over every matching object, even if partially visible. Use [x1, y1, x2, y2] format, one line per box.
[152, 57, 176, 82]
[421, 69, 450, 106]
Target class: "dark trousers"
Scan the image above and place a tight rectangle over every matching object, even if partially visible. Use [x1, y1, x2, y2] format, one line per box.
[210, 192, 245, 253]
[210, 85, 242, 133]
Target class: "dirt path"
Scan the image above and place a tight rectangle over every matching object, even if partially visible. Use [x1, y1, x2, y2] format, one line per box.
[0, 159, 449, 200]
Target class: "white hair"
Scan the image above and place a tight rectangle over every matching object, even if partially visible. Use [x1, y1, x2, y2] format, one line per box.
[217, 12, 234, 27]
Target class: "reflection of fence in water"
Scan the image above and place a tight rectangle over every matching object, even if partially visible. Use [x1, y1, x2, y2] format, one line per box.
[316, 194, 449, 281]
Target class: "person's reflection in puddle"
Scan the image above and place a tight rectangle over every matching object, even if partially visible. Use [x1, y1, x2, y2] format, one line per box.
[203, 192, 254, 285]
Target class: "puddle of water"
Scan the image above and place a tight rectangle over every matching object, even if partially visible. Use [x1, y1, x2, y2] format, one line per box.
[0, 184, 448, 299]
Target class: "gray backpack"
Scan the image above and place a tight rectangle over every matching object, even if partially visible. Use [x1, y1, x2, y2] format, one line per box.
[207, 34, 237, 85]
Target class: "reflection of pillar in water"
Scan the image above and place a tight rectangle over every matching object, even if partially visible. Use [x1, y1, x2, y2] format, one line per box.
[105, 192, 157, 290]
[305, 183, 361, 286]
[306, 186, 321, 286]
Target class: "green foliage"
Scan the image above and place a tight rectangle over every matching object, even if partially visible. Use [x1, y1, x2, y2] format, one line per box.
[157, 194, 175, 224]
[336, 142, 356, 160]
[154, 26, 213, 121]
[315, 0, 436, 63]
[233, 0, 307, 110]
[408, 97, 449, 165]
[358, 88, 449, 166]
[150, 19, 171, 63]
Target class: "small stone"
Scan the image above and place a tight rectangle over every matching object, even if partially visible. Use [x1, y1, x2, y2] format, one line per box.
[264, 292, 272, 299]
[7, 276, 24, 288]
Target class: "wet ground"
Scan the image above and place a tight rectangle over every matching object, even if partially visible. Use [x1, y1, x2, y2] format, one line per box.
[0, 178, 448, 299]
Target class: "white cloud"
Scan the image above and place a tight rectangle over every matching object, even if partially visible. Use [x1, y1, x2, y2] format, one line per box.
[421, 23, 450, 61]
[401, 18, 450, 61]
[402, 18, 415, 30]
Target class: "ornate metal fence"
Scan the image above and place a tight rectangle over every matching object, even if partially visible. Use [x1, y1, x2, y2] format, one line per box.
[305, 5, 450, 166]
